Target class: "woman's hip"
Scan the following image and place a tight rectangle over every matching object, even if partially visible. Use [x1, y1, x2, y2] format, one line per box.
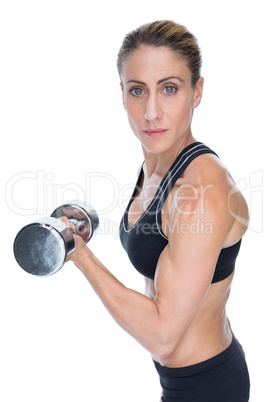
[154, 336, 250, 402]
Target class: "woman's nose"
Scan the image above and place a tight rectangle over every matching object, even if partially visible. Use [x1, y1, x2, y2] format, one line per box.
[144, 94, 163, 121]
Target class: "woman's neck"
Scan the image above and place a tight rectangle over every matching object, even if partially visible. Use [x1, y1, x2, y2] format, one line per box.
[142, 133, 196, 179]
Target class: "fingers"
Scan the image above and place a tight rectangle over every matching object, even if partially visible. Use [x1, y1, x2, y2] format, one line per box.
[58, 216, 76, 231]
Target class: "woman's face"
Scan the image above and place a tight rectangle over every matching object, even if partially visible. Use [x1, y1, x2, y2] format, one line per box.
[120, 45, 203, 155]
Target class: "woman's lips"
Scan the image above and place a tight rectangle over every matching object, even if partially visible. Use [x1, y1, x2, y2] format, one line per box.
[143, 128, 168, 138]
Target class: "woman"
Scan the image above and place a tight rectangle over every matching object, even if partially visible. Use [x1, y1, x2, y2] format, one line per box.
[65, 21, 250, 401]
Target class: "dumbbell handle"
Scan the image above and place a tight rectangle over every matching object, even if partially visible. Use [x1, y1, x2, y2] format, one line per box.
[69, 218, 87, 234]
[51, 200, 99, 244]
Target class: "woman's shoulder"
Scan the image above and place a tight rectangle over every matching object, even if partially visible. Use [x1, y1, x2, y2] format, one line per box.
[171, 151, 249, 240]
[182, 151, 235, 192]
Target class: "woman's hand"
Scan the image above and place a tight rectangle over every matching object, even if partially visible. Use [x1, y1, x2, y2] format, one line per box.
[58, 217, 89, 264]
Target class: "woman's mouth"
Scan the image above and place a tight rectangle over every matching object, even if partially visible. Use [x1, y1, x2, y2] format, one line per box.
[143, 128, 168, 138]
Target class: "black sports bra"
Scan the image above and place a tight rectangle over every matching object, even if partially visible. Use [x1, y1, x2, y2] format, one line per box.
[119, 142, 242, 283]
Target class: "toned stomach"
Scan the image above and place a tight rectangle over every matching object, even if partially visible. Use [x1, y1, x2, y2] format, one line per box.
[145, 273, 234, 368]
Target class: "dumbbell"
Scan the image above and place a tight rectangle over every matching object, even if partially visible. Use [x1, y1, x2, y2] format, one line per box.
[13, 200, 99, 276]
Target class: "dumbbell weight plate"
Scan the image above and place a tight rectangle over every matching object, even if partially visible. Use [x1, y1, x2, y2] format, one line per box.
[13, 217, 74, 276]
[50, 200, 99, 244]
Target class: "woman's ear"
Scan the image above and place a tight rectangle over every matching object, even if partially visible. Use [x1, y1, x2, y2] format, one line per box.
[193, 77, 204, 109]
[120, 82, 126, 110]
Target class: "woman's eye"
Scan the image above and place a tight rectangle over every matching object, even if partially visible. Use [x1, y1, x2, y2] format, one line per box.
[163, 86, 177, 95]
[131, 88, 144, 96]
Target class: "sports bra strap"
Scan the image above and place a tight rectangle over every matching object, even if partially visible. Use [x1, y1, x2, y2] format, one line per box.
[155, 143, 218, 239]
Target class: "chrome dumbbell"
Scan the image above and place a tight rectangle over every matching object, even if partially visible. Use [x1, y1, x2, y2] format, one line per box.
[13, 200, 99, 276]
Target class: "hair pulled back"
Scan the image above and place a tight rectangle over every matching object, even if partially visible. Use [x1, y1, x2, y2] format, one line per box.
[117, 20, 202, 87]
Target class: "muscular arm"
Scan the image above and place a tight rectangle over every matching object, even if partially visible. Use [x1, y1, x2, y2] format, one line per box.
[71, 181, 240, 359]
[73, 243, 165, 355]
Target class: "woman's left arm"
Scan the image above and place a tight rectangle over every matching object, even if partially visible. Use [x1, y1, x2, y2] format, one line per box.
[70, 184, 235, 359]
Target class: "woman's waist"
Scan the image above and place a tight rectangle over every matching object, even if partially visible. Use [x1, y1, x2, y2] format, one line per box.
[154, 336, 235, 375]
[154, 337, 237, 377]
[153, 317, 233, 369]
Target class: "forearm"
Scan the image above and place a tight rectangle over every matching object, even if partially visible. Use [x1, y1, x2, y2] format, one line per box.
[72, 245, 167, 357]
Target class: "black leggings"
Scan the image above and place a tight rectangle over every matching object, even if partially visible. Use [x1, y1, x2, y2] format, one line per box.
[154, 337, 250, 401]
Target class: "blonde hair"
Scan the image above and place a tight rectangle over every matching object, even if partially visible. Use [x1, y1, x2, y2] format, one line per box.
[117, 20, 202, 87]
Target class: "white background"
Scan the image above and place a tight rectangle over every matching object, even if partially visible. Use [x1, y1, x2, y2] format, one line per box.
[1, 0, 267, 400]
